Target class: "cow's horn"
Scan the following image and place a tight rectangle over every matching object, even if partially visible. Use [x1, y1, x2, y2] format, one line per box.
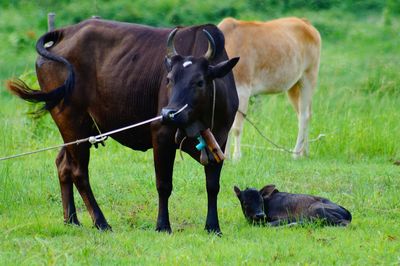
[203, 29, 216, 60]
[166, 28, 178, 58]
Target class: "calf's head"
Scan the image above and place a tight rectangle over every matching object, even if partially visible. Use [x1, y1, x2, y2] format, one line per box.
[161, 28, 239, 136]
[234, 186, 266, 223]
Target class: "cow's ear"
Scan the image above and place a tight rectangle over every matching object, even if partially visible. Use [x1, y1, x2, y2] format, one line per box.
[233, 185, 241, 197]
[209, 57, 239, 79]
[260, 184, 279, 198]
[164, 57, 172, 72]
[165, 55, 183, 72]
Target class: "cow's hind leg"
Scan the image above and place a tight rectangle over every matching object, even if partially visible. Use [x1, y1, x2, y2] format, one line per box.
[314, 205, 352, 226]
[288, 82, 302, 158]
[53, 110, 111, 231]
[288, 75, 314, 158]
[56, 147, 80, 226]
[67, 143, 111, 230]
[229, 87, 251, 161]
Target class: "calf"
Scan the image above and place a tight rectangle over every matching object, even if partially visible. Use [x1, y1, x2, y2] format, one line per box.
[234, 185, 351, 226]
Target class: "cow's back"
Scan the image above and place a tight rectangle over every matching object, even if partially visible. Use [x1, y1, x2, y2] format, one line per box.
[266, 192, 351, 225]
[36, 20, 171, 150]
[36, 19, 230, 151]
[218, 17, 321, 94]
[265, 192, 319, 220]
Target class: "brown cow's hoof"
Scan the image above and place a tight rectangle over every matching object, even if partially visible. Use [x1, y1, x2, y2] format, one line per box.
[95, 222, 112, 231]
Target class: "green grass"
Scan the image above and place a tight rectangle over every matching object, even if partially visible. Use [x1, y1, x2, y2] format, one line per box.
[1, 2, 400, 265]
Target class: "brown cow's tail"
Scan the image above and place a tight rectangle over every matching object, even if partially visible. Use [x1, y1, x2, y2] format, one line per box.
[7, 30, 75, 113]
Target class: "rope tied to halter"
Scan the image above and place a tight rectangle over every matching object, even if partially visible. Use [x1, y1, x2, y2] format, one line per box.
[0, 105, 188, 162]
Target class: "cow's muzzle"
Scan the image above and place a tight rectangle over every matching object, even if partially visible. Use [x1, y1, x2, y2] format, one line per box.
[253, 212, 267, 222]
[161, 108, 177, 124]
[161, 104, 189, 125]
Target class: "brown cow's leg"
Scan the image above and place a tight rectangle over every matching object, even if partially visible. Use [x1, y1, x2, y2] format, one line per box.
[287, 82, 300, 114]
[56, 148, 80, 226]
[204, 163, 222, 235]
[294, 77, 314, 158]
[288, 81, 309, 158]
[230, 88, 251, 161]
[289, 65, 318, 159]
[67, 143, 111, 231]
[152, 128, 176, 233]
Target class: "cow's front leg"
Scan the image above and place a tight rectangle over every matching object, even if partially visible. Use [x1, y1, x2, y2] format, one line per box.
[204, 163, 223, 235]
[153, 130, 176, 233]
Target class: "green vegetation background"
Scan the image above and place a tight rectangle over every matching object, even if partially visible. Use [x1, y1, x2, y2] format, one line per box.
[0, 0, 399, 265]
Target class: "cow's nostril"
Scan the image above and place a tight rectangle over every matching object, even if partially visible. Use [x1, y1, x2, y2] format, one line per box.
[161, 108, 177, 123]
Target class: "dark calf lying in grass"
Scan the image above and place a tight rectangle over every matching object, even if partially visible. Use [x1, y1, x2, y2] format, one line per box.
[234, 185, 352, 226]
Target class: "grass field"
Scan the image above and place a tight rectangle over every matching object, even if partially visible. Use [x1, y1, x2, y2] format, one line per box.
[1, 2, 400, 265]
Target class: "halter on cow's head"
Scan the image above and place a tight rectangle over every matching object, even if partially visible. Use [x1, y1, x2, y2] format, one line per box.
[161, 28, 239, 137]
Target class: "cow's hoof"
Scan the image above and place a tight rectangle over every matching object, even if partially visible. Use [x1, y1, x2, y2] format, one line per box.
[205, 225, 222, 237]
[292, 152, 303, 160]
[156, 225, 172, 234]
[64, 216, 81, 227]
[292, 148, 308, 159]
[95, 222, 112, 231]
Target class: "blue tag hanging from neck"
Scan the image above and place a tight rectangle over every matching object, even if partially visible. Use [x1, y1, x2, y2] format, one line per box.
[196, 135, 206, 150]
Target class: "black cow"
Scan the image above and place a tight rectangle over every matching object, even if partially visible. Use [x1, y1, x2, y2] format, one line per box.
[7, 18, 239, 234]
[234, 185, 352, 226]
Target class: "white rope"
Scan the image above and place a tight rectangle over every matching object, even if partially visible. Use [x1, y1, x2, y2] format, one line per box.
[87, 115, 162, 145]
[0, 105, 188, 162]
[0, 138, 90, 161]
[211, 80, 216, 130]
[165, 104, 188, 120]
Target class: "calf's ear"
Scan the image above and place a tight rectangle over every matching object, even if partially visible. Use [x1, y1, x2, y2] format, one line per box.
[209, 57, 240, 79]
[259, 184, 279, 198]
[233, 185, 241, 197]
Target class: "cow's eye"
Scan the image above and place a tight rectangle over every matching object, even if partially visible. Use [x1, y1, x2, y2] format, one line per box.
[197, 80, 204, 87]
[166, 77, 171, 85]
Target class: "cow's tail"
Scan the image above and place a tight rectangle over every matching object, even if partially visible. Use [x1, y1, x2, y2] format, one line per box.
[7, 30, 75, 114]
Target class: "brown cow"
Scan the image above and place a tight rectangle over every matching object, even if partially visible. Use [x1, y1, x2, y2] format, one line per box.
[218, 17, 321, 160]
[7, 18, 239, 234]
